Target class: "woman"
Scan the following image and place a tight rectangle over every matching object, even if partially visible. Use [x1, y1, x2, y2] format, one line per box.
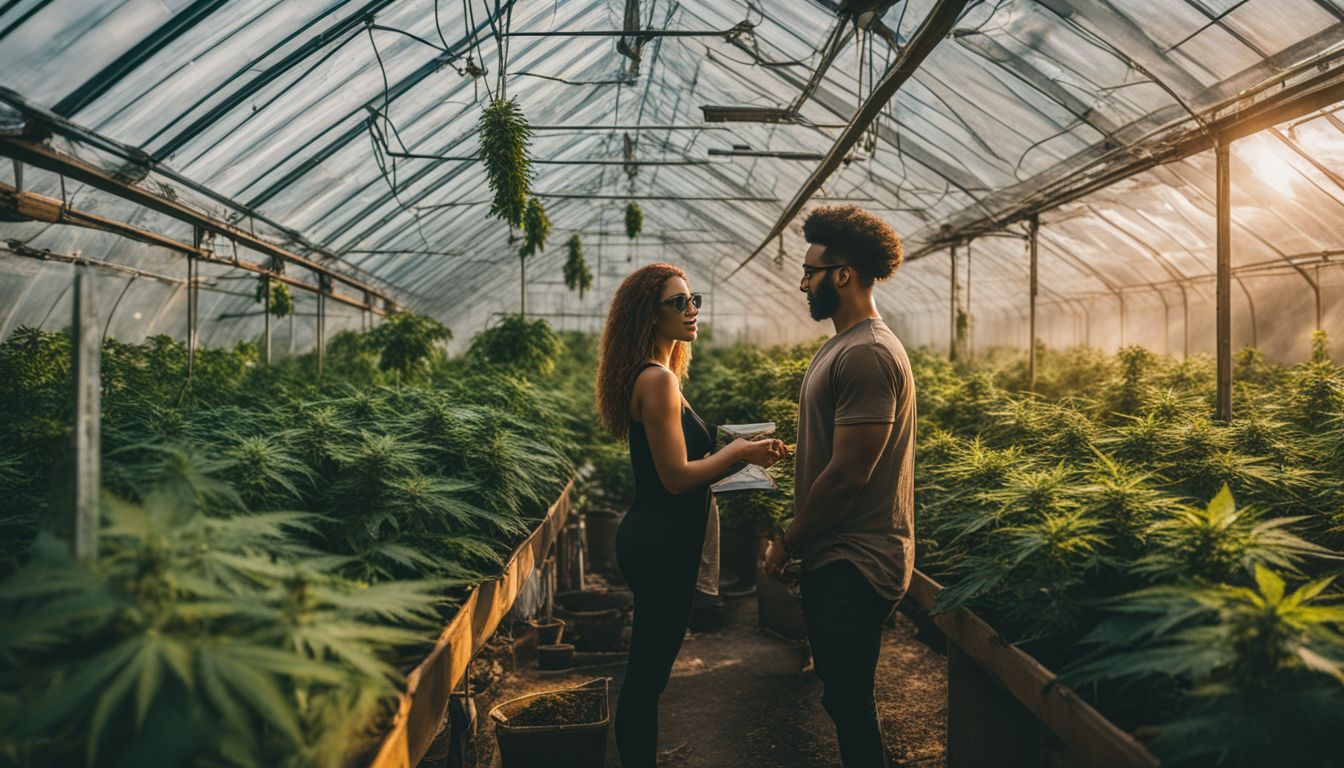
[596, 263, 786, 767]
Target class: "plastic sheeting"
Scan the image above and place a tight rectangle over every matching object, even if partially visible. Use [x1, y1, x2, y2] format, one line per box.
[0, 0, 1341, 359]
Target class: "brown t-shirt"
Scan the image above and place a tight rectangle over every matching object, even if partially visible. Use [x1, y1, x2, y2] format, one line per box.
[794, 317, 916, 601]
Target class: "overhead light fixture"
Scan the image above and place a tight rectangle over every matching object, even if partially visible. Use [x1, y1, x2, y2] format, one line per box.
[709, 148, 857, 163]
[710, 148, 826, 161]
[839, 0, 900, 28]
[701, 105, 799, 123]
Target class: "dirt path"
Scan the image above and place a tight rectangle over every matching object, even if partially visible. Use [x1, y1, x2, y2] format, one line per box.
[465, 593, 946, 767]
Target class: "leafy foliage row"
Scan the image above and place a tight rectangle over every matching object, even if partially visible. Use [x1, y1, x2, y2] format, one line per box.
[0, 314, 583, 766]
[680, 335, 1344, 766]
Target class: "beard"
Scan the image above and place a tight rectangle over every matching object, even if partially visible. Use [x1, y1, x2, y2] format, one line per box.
[807, 272, 840, 321]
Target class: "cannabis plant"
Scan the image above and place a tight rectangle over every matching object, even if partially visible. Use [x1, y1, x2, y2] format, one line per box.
[518, 197, 550, 260]
[1136, 485, 1334, 584]
[564, 235, 594, 298]
[256, 275, 294, 317]
[479, 98, 533, 228]
[219, 431, 316, 510]
[0, 485, 440, 767]
[624, 201, 643, 239]
[466, 315, 563, 378]
[1067, 566, 1344, 767]
[366, 312, 452, 378]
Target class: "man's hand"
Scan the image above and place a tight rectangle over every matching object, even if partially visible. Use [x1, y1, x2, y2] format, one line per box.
[763, 537, 794, 583]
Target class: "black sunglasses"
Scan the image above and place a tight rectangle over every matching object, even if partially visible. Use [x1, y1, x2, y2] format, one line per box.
[801, 263, 850, 279]
[657, 293, 703, 312]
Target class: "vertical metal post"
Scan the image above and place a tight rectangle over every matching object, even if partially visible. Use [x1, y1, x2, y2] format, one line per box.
[520, 256, 527, 318]
[1216, 141, 1233, 423]
[1118, 293, 1126, 347]
[1160, 290, 1170, 355]
[262, 274, 272, 365]
[1028, 215, 1039, 392]
[12, 159, 22, 191]
[186, 256, 196, 378]
[1315, 264, 1323, 332]
[1180, 283, 1190, 359]
[1236, 276, 1258, 349]
[949, 244, 958, 361]
[70, 270, 100, 560]
[317, 274, 328, 378]
[966, 239, 974, 360]
[187, 226, 203, 377]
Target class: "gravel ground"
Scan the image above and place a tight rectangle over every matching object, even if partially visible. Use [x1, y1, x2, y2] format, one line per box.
[458, 590, 947, 768]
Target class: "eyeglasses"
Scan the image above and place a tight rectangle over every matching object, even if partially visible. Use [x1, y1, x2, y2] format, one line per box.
[657, 293, 703, 313]
[801, 263, 850, 280]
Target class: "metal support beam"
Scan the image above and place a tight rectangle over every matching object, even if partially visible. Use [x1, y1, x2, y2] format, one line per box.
[907, 55, 1344, 261]
[727, 0, 972, 277]
[187, 233, 199, 378]
[0, 182, 383, 313]
[52, 0, 231, 117]
[317, 275, 329, 378]
[1236, 276, 1258, 349]
[263, 274, 272, 365]
[1028, 215, 1039, 392]
[0, 136, 398, 307]
[966, 239, 974, 359]
[69, 270, 100, 560]
[1216, 142, 1232, 423]
[1119, 292, 1126, 347]
[504, 24, 750, 38]
[1181, 283, 1190, 359]
[949, 244, 958, 362]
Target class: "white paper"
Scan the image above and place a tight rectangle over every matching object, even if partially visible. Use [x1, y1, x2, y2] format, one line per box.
[718, 422, 776, 440]
[711, 463, 779, 494]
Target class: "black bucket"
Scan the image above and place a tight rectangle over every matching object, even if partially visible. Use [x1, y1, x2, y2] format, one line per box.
[554, 591, 633, 651]
[554, 590, 633, 612]
[490, 678, 611, 768]
[584, 509, 622, 574]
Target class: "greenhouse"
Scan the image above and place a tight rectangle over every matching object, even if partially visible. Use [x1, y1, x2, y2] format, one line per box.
[1, 0, 1342, 766]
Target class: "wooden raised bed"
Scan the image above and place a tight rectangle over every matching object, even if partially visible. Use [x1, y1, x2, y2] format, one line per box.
[907, 569, 1160, 768]
[369, 479, 575, 768]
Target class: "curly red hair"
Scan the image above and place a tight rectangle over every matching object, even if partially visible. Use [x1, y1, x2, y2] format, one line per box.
[596, 263, 692, 439]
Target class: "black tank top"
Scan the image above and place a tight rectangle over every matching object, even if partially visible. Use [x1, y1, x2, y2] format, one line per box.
[623, 363, 714, 561]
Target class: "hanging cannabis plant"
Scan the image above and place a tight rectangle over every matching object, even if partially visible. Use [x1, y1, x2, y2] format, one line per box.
[563, 235, 593, 299]
[515, 197, 550, 316]
[624, 201, 643, 239]
[479, 98, 534, 228]
[255, 275, 293, 317]
[519, 197, 550, 260]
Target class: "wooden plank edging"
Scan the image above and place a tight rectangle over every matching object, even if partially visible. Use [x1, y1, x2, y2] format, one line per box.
[907, 569, 1160, 768]
[368, 478, 575, 768]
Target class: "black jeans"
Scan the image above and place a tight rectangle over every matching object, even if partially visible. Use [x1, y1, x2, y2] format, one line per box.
[800, 559, 898, 768]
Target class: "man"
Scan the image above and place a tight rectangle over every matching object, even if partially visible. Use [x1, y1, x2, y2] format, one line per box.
[764, 205, 916, 768]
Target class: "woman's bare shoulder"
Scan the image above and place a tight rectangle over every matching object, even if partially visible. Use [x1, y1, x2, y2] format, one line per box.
[632, 363, 678, 395]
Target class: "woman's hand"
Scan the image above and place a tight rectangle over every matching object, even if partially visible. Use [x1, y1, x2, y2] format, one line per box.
[733, 437, 788, 468]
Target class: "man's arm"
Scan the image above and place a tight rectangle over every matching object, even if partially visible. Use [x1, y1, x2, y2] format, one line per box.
[784, 422, 892, 551]
[765, 421, 891, 579]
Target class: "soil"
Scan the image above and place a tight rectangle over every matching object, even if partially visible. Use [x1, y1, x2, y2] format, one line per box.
[502, 691, 606, 728]
[458, 589, 947, 767]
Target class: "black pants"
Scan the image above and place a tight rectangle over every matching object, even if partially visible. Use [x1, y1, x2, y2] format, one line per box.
[614, 547, 698, 768]
[800, 559, 898, 768]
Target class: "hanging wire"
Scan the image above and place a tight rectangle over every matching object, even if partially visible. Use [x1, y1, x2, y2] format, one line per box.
[463, 0, 494, 101]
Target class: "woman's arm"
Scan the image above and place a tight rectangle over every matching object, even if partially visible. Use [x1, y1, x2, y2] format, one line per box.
[634, 366, 783, 495]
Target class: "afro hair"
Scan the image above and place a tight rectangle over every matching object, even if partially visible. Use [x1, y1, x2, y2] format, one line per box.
[801, 205, 904, 283]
